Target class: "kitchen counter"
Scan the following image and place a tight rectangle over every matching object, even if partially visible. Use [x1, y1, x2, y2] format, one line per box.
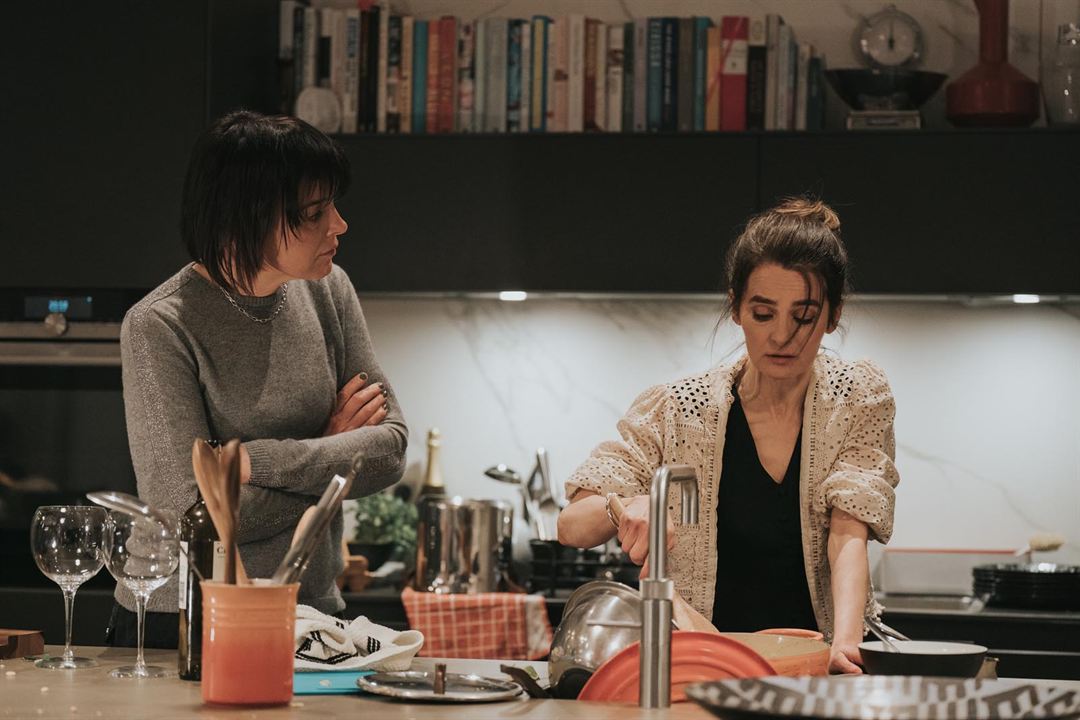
[1, 646, 709, 719]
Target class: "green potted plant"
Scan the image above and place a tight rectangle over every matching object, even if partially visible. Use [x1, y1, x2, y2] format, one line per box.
[349, 492, 418, 571]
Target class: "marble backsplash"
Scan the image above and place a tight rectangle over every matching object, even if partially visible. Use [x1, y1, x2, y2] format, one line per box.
[351, 296, 1080, 567]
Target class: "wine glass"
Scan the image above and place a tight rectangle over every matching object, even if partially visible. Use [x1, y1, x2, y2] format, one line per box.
[30, 505, 108, 669]
[103, 510, 180, 679]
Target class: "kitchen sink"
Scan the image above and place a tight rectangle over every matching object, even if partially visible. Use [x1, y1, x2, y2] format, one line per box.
[878, 594, 985, 614]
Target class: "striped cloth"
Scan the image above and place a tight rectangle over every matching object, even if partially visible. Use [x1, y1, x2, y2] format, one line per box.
[401, 588, 553, 660]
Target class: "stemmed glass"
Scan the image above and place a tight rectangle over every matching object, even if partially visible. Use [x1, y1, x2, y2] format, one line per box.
[103, 510, 180, 679]
[29, 505, 108, 669]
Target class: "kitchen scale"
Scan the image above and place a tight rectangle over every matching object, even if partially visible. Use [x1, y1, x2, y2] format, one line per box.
[826, 5, 946, 129]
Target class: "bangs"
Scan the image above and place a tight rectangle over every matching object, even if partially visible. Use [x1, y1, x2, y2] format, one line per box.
[279, 119, 351, 232]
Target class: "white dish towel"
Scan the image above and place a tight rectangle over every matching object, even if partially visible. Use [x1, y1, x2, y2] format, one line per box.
[294, 604, 425, 672]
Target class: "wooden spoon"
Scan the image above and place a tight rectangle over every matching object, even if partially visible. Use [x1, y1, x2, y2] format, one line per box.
[217, 440, 244, 585]
[190, 439, 248, 584]
[607, 493, 720, 634]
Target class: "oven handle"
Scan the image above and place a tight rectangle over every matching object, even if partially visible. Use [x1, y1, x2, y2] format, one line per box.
[0, 341, 121, 367]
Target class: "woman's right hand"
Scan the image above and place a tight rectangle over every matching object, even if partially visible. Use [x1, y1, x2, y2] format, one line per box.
[323, 373, 387, 436]
[617, 494, 676, 567]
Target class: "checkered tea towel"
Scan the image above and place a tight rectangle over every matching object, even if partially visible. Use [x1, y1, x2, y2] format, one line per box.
[401, 587, 553, 660]
[294, 604, 424, 672]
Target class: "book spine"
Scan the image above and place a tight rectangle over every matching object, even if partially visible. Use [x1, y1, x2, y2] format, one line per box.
[376, 4, 389, 133]
[704, 26, 721, 132]
[785, 32, 798, 131]
[567, 15, 585, 133]
[279, 0, 299, 114]
[693, 17, 710, 132]
[660, 18, 678, 133]
[646, 18, 662, 132]
[474, 19, 486, 132]
[606, 24, 623, 133]
[507, 20, 523, 133]
[303, 7, 318, 91]
[519, 20, 532, 134]
[775, 23, 793, 131]
[364, 8, 380, 132]
[720, 16, 749, 132]
[317, 8, 332, 88]
[292, 5, 306, 106]
[457, 21, 475, 133]
[676, 18, 693, 132]
[621, 22, 634, 132]
[582, 19, 597, 131]
[400, 16, 413, 133]
[633, 19, 648, 132]
[746, 16, 766, 131]
[411, 20, 427, 134]
[764, 14, 781, 131]
[486, 19, 508, 132]
[386, 14, 402, 133]
[342, 9, 361, 133]
[357, 10, 371, 131]
[531, 17, 550, 132]
[548, 18, 567, 132]
[795, 41, 811, 131]
[425, 19, 440, 133]
[437, 16, 457, 133]
[590, 20, 606, 131]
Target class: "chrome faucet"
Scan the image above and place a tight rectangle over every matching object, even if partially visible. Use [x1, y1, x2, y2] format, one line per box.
[639, 464, 699, 709]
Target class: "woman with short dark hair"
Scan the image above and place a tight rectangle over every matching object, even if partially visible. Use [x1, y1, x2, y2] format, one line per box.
[558, 198, 899, 675]
[109, 111, 408, 647]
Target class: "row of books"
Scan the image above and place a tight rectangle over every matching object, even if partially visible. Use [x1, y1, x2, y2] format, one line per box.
[279, 2, 826, 134]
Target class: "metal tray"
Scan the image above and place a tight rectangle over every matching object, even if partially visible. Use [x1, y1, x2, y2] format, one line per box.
[356, 671, 523, 703]
[686, 676, 1080, 720]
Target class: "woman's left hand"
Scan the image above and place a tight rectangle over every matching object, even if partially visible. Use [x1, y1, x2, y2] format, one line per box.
[828, 640, 864, 674]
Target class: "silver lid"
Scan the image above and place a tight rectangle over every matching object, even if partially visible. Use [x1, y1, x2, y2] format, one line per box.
[356, 671, 523, 703]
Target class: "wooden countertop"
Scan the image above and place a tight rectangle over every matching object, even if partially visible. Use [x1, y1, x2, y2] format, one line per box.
[1, 646, 710, 719]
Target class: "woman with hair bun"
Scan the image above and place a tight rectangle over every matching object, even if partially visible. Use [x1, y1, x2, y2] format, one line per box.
[558, 198, 899, 674]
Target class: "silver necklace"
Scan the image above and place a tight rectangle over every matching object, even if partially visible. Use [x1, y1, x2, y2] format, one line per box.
[218, 282, 289, 324]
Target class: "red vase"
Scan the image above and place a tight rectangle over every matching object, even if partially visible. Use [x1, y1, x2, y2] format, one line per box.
[946, 0, 1039, 127]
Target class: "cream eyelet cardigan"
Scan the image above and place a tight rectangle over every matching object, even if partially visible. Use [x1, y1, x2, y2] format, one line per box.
[565, 354, 900, 641]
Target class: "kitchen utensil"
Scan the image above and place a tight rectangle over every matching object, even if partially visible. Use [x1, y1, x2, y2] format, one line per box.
[201, 580, 299, 705]
[578, 631, 775, 703]
[412, 496, 512, 593]
[218, 439, 241, 585]
[270, 469, 353, 585]
[484, 464, 547, 540]
[606, 495, 718, 634]
[686, 676, 1080, 720]
[500, 664, 549, 699]
[858, 640, 988, 677]
[548, 580, 644, 698]
[717, 633, 829, 677]
[866, 620, 900, 652]
[189, 440, 248, 584]
[1013, 532, 1066, 563]
[972, 562, 1080, 611]
[355, 670, 523, 702]
[530, 448, 561, 539]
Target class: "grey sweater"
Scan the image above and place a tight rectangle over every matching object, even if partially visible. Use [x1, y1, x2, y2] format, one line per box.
[118, 264, 408, 614]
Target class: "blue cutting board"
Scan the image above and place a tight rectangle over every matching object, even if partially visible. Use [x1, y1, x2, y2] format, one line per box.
[294, 670, 375, 695]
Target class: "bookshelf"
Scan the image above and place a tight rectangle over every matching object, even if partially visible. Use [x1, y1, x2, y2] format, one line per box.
[3, 1, 1078, 296]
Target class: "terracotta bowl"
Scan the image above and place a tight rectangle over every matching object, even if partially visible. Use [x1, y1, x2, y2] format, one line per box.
[721, 632, 831, 677]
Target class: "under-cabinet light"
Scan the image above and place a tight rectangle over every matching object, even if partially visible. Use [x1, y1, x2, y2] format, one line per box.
[1011, 294, 1041, 304]
[498, 291, 528, 302]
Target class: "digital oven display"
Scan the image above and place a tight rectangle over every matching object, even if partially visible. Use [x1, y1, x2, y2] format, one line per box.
[24, 295, 94, 320]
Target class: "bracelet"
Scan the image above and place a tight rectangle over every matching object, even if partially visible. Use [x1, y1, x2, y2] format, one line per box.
[605, 493, 621, 530]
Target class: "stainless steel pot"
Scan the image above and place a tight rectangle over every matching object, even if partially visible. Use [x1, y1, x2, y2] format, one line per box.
[413, 497, 513, 594]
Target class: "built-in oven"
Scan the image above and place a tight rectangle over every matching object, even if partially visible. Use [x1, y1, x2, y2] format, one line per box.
[0, 289, 142, 588]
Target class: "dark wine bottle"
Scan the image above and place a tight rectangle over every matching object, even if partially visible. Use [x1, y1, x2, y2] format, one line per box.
[178, 488, 221, 681]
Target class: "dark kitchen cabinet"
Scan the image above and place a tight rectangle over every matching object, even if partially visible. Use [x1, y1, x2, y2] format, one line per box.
[334, 133, 758, 293]
[758, 130, 1080, 295]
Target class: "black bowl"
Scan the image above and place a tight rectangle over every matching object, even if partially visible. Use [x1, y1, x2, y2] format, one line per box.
[859, 640, 987, 677]
[826, 68, 947, 110]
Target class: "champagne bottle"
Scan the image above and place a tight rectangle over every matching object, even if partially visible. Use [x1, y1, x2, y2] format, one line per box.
[178, 489, 222, 680]
[417, 427, 446, 499]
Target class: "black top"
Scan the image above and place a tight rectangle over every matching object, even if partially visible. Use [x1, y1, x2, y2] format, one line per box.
[711, 391, 818, 632]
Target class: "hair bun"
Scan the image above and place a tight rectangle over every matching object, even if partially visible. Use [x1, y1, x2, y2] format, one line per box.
[774, 197, 841, 232]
